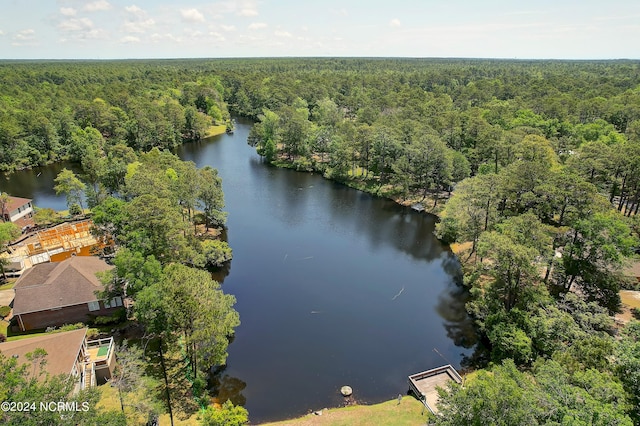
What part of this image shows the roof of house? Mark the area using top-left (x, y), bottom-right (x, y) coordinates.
top-left (2, 195), bottom-right (32, 214)
top-left (0, 328), bottom-right (87, 378)
top-left (13, 256), bottom-right (113, 315)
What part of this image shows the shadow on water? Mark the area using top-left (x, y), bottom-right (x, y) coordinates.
top-left (208, 365), bottom-right (247, 407)
top-left (208, 227), bottom-right (232, 283)
top-left (246, 159), bottom-right (446, 264)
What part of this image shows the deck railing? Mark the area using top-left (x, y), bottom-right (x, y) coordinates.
top-left (86, 336), bottom-right (114, 363)
top-left (409, 364), bottom-right (462, 384)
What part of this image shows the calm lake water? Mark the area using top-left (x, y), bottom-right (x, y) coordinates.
top-left (1, 118), bottom-right (477, 423)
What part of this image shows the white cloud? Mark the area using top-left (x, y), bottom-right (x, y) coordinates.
top-left (84, 0), bottom-right (112, 12)
top-left (151, 32), bottom-right (181, 42)
top-left (237, 33), bottom-right (262, 45)
top-left (14, 29), bottom-right (35, 40)
top-left (57, 17), bottom-right (94, 33)
top-left (331, 8), bottom-right (348, 17)
top-left (248, 22), bottom-right (267, 30)
top-left (209, 32), bottom-right (226, 41)
top-left (239, 7), bottom-right (258, 17)
top-left (120, 35), bottom-right (140, 43)
top-left (211, 0), bottom-right (259, 17)
top-left (275, 30), bottom-right (292, 38)
top-left (221, 25), bottom-right (236, 32)
top-left (0, 30), bottom-right (4, 36)
top-left (123, 19), bottom-right (155, 33)
top-left (56, 16), bottom-right (105, 41)
top-left (205, 0), bottom-right (259, 17)
top-left (12, 29), bottom-right (37, 46)
top-left (184, 28), bottom-right (202, 37)
top-left (122, 4), bottom-right (154, 33)
top-left (181, 8), bottom-right (205, 23)
top-left (390, 18), bottom-right (401, 28)
top-left (60, 7), bottom-right (77, 17)
top-left (125, 5), bottom-right (143, 15)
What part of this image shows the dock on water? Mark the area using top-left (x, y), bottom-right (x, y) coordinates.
top-left (408, 364), bottom-right (462, 414)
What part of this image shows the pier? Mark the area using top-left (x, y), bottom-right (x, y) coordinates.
top-left (408, 364), bottom-right (462, 414)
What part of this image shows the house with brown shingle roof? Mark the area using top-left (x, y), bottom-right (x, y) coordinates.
top-left (0, 328), bottom-right (116, 390)
top-left (1, 195), bottom-right (34, 230)
top-left (12, 256), bottom-right (122, 332)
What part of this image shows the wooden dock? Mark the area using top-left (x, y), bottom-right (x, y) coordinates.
top-left (408, 364), bottom-right (462, 414)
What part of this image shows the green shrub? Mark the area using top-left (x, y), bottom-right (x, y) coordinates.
top-left (59, 323), bottom-right (85, 332)
top-left (0, 305), bottom-right (11, 318)
top-left (200, 400), bottom-right (248, 426)
top-left (632, 307), bottom-right (640, 320)
top-left (69, 203), bottom-right (83, 216)
top-left (92, 308), bottom-right (126, 325)
top-left (435, 217), bottom-right (458, 245)
top-left (201, 239), bottom-right (233, 267)
top-left (292, 156), bottom-right (313, 171)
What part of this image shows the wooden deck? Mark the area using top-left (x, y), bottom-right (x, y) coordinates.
top-left (408, 364), bottom-right (462, 414)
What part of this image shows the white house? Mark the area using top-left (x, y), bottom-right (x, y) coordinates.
top-left (1, 195), bottom-right (34, 229)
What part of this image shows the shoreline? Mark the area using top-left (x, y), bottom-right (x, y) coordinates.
top-left (267, 158), bottom-right (446, 217)
top-left (257, 396), bottom-right (431, 426)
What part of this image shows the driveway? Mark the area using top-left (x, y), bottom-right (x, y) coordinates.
top-left (0, 289), bottom-right (15, 307)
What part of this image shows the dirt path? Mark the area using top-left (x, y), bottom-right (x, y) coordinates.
top-left (616, 290), bottom-right (640, 324)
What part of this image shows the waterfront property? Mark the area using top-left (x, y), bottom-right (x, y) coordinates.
top-left (0, 328), bottom-right (116, 390)
top-left (1, 195), bottom-right (34, 230)
top-left (12, 256), bottom-right (121, 331)
top-left (408, 364), bottom-right (463, 414)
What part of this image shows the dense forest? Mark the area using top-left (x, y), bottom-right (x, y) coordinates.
top-left (2, 58), bottom-right (640, 424)
top-left (0, 60), bottom-right (230, 172)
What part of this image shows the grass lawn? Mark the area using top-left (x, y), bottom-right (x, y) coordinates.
top-left (98, 384), bottom-right (201, 426)
top-left (205, 124), bottom-right (227, 138)
top-left (4, 323), bottom-right (103, 342)
top-left (55, 208), bottom-right (91, 218)
top-left (157, 413), bottom-right (201, 426)
top-left (6, 328), bottom-right (54, 342)
top-left (0, 280), bottom-right (15, 291)
top-left (259, 397), bottom-right (433, 426)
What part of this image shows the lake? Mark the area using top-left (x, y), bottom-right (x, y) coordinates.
top-left (1, 118), bottom-right (477, 423)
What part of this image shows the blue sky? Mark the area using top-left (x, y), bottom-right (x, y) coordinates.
top-left (0, 0), bottom-right (638, 59)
